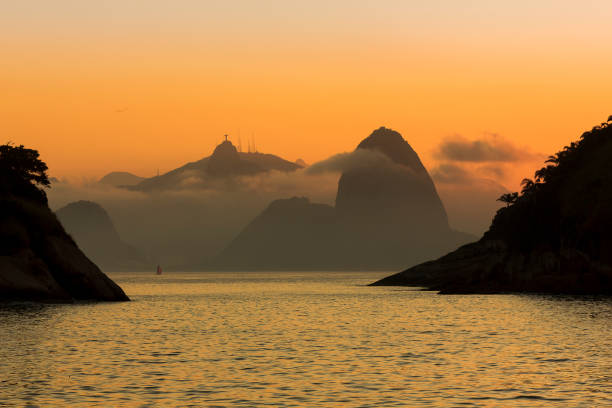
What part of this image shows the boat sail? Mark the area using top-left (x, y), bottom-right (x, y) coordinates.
top-left (156, 264), bottom-right (162, 275)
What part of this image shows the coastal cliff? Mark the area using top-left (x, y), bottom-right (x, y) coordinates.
top-left (371, 117), bottom-right (612, 294)
top-left (0, 144), bottom-right (129, 302)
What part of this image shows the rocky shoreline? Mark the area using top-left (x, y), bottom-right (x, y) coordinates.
top-left (370, 240), bottom-right (612, 294)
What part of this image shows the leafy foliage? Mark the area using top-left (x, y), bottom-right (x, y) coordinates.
top-left (497, 192), bottom-right (518, 206)
top-left (0, 143), bottom-right (50, 204)
top-left (488, 116), bottom-right (612, 257)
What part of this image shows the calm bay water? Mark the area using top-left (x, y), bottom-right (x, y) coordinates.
top-left (0, 271), bottom-right (610, 407)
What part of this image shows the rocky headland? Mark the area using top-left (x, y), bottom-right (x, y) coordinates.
top-left (0, 144), bottom-right (129, 302)
top-left (371, 117), bottom-right (612, 294)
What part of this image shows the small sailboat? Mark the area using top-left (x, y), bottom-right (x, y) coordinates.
top-left (156, 264), bottom-right (162, 275)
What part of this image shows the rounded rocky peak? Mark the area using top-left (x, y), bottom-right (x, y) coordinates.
top-left (99, 171), bottom-right (144, 187)
top-left (357, 126), bottom-right (424, 170)
top-left (56, 200), bottom-right (121, 240)
top-left (211, 140), bottom-right (239, 159)
top-left (55, 200), bottom-right (119, 239)
top-left (57, 200), bottom-right (109, 218)
top-left (358, 127), bottom-right (404, 147)
top-left (207, 140), bottom-right (243, 176)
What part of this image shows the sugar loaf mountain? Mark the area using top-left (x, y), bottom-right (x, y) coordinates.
top-left (0, 144), bottom-right (128, 302)
top-left (213, 127), bottom-right (473, 270)
top-left (372, 117), bottom-right (612, 294)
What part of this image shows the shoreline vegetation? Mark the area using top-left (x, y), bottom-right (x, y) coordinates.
top-left (371, 116), bottom-right (612, 294)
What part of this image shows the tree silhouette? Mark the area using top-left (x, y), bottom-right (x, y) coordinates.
top-left (497, 192), bottom-right (518, 207)
top-left (520, 178), bottom-right (536, 194)
top-left (487, 114), bottom-right (612, 251)
top-left (0, 143), bottom-right (50, 203)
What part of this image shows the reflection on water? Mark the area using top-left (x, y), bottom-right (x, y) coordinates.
top-left (1, 272), bottom-right (611, 407)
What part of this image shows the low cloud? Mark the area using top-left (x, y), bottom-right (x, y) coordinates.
top-left (431, 162), bottom-right (506, 185)
top-left (47, 159), bottom-right (348, 268)
top-left (430, 163), bottom-right (509, 236)
top-left (435, 133), bottom-right (539, 163)
top-left (476, 164), bottom-right (506, 179)
top-left (305, 149), bottom-right (402, 175)
top-left (431, 163), bottom-right (471, 184)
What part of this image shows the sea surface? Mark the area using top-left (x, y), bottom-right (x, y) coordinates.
top-left (0, 271), bottom-right (611, 407)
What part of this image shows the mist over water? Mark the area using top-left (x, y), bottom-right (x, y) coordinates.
top-left (47, 170), bottom-right (342, 266)
top-left (46, 141), bottom-right (508, 269)
top-left (1, 272), bottom-right (610, 407)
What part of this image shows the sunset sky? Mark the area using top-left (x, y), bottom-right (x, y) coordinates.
top-left (2, 1), bottom-right (611, 186)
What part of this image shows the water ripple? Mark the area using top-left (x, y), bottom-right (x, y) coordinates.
top-left (0, 271), bottom-right (611, 407)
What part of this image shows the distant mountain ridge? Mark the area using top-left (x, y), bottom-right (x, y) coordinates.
top-left (128, 139), bottom-right (302, 192)
top-left (213, 127), bottom-right (473, 270)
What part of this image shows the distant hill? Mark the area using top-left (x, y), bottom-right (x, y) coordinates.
top-left (214, 197), bottom-right (337, 269)
top-left (213, 127), bottom-right (473, 270)
top-left (371, 116), bottom-right (612, 294)
top-left (99, 172), bottom-right (145, 187)
top-left (129, 139), bottom-right (302, 192)
top-left (56, 201), bottom-right (149, 271)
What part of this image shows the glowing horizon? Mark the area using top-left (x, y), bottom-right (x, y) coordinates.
top-left (2, 1), bottom-right (611, 186)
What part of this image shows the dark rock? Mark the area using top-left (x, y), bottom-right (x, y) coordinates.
top-left (0, 197), bottom-right (129, 302)
top-left (371, 117), bottom-right (612, 294)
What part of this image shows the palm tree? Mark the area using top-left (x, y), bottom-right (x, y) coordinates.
top-left (521, 178), bottom-right (536, 194)
top-left (497, 192), bottom-right (519, 207)
top-left (545, 155), bottom-right (559, 164)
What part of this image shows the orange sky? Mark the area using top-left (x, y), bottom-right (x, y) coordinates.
top-left (2, 1), bottom-right (611, 187)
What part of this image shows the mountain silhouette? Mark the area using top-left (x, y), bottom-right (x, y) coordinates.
top-left (214, 197), bottom-right (337, 269)
top-left (56, 201), bottom-right (149, 271)
top-left (371, 117), bottom-right (612, 294)
top-left (336, 126), bottom-right (451, 235)
top-left (213, 127), bottom-right (473, 270)
top-left (130, 139), bottom-right (302, 192)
